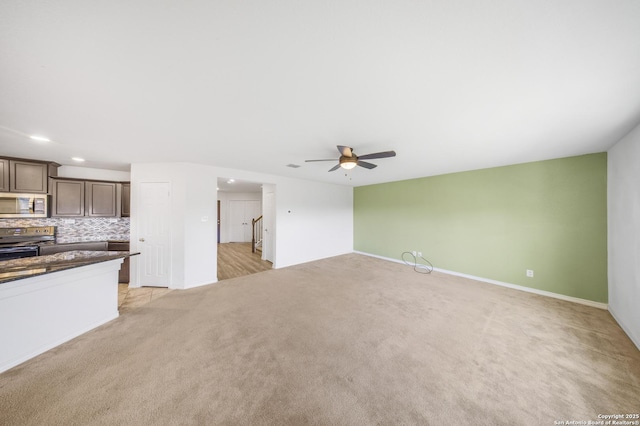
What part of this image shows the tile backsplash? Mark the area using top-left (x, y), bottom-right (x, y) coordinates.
top-left (0, 218), bottom-right (130, 243)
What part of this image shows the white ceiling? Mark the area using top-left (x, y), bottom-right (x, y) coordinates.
top-left (217, 177), bottom-right (262, 193)
top-left (1, 0), bottom-right (639, 187)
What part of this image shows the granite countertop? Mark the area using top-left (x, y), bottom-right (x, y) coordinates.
top-left (0, 251), bottom-right (139, 284)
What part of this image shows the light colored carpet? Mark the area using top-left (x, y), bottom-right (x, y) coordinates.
top-left (1, 253), bottom-right (638, 425)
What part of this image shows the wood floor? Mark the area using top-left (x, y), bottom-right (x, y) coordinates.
top-left (217, 242), bottom-right (272, 281)
top-left (116, 243), bottom-right (270, 309)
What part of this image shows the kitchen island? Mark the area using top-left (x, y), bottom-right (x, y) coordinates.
top-left (0, 251), bottom-right (137, 373)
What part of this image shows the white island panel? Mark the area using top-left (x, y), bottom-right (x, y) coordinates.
top-left (0, 259), bottom-right (122, 373)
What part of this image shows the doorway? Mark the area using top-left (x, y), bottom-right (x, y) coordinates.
top-left (217, 177), bottom-right (273, 281)
top-left (217, 242), bottom-right (272, 280)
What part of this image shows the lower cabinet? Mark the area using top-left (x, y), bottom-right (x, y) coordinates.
top-left (39, 240), bottom-right (128, 283)
top-left (108, 241), bottom-right (130, 283)
top-left (39, 241), bottom-right (108, 255)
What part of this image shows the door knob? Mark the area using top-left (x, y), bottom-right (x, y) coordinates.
top-left (139, 238), bottom-right (145, 242)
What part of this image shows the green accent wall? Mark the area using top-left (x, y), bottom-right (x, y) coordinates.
top-left (354, 154), bottom-right (608, 303)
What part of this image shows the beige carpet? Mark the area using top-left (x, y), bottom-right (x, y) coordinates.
top-left (1, 254), bottom-right (638, 425)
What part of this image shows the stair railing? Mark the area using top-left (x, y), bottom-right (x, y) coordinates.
top-left (252, 215), bottom-right (263, 253)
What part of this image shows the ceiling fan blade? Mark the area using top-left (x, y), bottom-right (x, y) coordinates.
top-left (328, 164), bottom-right (341, 172)
top-left (358, 150), bottom-right (396, 160)
top-left (305, 159), bottom-right (337, 162)
top-left (357, 161), bottom-right (377, 169)
top-left (337, 145), bottom-right (353, 157)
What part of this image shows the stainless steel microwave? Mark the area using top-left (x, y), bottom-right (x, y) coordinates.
top-left (0, 193), bottom-right (49, 218)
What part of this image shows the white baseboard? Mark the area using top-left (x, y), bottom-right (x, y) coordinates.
top-left (354, 251), bottom-right (608, 310)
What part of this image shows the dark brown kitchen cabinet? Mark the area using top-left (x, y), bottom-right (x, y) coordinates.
top-left (108, 241), bottom-right (130, 283)
top-left (0, 159), bottom-right (8, 192)
top-left (51, 179), bottom-right (85, 217)
top-left (0, 157), bottom-right (59, 193)
top-left (51, 178), bottom-right (122, 217)
top-left (10, 160), bottom-right (50, 193)
top-left (121, 183), bottom-right (130, 217)
top-left (86, 181), bottom-right (118, 217)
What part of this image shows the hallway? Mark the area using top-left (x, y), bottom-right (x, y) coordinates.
top-left (217, 242), bottom-right (272, 281)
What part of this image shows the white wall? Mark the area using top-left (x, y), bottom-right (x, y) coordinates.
top-left (217, 191), bottom-right (262, 243)
top-left (212, 167), bottom-right (353, 269)
top-left (608, 122), bottom-right (640, 350)
top-left (131, 162), bottom-right (353, 287)
top-left (130, 163), bottom-right (217, 290)
top-left (183, 165), bottom-right (218, 288)
top-left (274, 178), bottom-right (353, 268)
top-left (58, 165), bottom-right (131, 181)
top-left (262, 183), bottom-right (276, 263)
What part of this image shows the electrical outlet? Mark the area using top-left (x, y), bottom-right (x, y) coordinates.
top-left (412, 251), bottom-right (417, 256)
top-left (526, 270), bottom-right (534, 278)
top-left (417, 252), bottom-right (422, 258)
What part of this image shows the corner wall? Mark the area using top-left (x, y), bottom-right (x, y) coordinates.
top-left (211, 167), bottom-right (353, 269)
top-left (131, 163), bottom-right (353, 288)
top-left (130, 163), bottom-right (218, 290)
top-left (354, 154), bottom-right (608, 303)
top-left (608, 123), bottom-right (640, 349)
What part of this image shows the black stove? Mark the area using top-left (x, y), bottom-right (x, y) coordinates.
top-left (0, 227), bottom-right (56, 260)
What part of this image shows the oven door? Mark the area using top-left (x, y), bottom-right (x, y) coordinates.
top-left (0, 246), bottom-right (39, 260)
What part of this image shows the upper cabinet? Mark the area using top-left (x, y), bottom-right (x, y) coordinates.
top-left (0, 159), bottom-right (8, 192)
top-left (51, 179), bottom-right (85, 217)
top-left (1, 155), bottom-right (131, 218)
top-left (86, 181), bottom-right (119, 217)
top-left (51, 178), bottom-right (127, 218)
top-left (121, 183), bottom-right (130, 217)
top-left (0, 157), bottom-right (59, 194)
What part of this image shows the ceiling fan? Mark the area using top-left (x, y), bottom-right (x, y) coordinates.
top-left (305, 145), bottom-right (396, 172)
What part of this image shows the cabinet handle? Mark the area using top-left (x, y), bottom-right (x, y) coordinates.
top-left (139, 238), bottom-right (145, 242)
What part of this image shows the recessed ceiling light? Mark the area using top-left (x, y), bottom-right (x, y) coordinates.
top-left (71, 157), bottom-right (85, 162)
top-left (30, 135), bottom-right (51, 142)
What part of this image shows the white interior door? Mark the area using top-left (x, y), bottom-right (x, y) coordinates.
top-left (138, 182), bottom-right (171, 287)
top-left (262, 191), bottom-right (275, 263)
top-left (228, 200), bottom-right (261, 243)
top-left (229, 200), bottom-right (246, 242)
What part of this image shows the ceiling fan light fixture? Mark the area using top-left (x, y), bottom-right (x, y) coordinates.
top-left (341, 162), bottom-right (357, 170)
top-left (339, 156), bottom-right (358, 170)
top-left (306, 145), bottom-right (395, 172)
